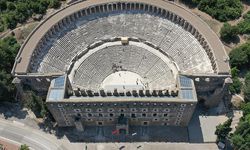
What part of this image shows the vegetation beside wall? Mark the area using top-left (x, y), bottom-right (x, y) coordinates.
top-left (22, 90), bottom-right (48, 118)
top-left (230, 102), bottom-right (250, 149)
top-left (225, 16), bottom-right (250, 149)
top-left (0, 35), bottom-right (47, 118)
top-left (215, 118), bottom-right (232, 141)
top-left (220, 10), bottom-right (250, 43)
top-left (0, 36), bottom-right (20, 102)
top-left (229, 42), bottom-right (250, 70)
top-left (191, 0), bottom-right (243, 21)
top-left (0, 0), bottom-right (62, 32)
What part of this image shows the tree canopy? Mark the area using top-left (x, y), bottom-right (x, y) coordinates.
top-left (229, 42), bottom-right (250, 69)
top-left (220, 10), bottom-right (250, 43)
top-left (20, 144), bottom-right (29, 150)
top-left (220, 23), bottom-right (238, 43)
top-left (230, 103), bottom-right (250, 149)
top-left (194, 0), bottom-right (243, 22)
top-left (215, 118), bottom-right (232, 141)
top-left (243, 72), bottom-right (250, 102)
top-left (237, 11), bottom-right (250, 34)
top-left (0, 0), bottom-right (62, 31)
top-left (0, 36), bottom-right (20, 102)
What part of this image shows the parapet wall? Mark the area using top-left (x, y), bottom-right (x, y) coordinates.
top-left (12, 0), bottom-right (230, 76)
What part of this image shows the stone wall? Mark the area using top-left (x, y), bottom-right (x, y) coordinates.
top-left (47, 100), bottom-right (196, 128)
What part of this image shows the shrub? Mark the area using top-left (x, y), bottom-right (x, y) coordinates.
top-left (215, 118), bottom-right (232, 141)
top-left (231, 67), bottom-right (240, 78)
top-left (23, 91), bottom-right (47, 118)
top-left (229, 42), bottom-right (250, 69)
top-left (229, 77), bottom-right (242, 94)
top-left (220, 23), bottom-right (238, 42)
top-left (196, 0), bottom-right (243, 21)
top-left (20, 144), bottom-right (29, 150)
top-left (237, 11), bottom-right (250, 34)
top-left (243, 72), bottom-right (250, 102)
top-left (0, 36), bottom-right (20, 102)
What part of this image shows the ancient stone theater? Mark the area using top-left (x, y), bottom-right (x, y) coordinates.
top-left (12, 0), bottom-right (231, 132)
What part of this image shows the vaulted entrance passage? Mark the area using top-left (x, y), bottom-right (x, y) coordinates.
top-left (116, 115), bottom-right (129, 135)
top-left (101, 71), bottom-right (144, 91)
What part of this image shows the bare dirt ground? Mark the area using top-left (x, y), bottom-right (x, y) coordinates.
top-left (0, 5), bottom-right (63, 42)
top-left (177, 1), bottom-right (250, 54)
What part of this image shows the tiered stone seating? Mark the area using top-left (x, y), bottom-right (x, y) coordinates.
top-left (73, 45), bottom-right (174, 90)
top-left (33, 11), bottom-right (213, 85)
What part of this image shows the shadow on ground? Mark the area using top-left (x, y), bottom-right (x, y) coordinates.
top-left (179, 0), bottom-right (197, 9)
top-left (188, 99), bottom-right (233, 143)
top-left (0, 102), bottom-right (28, 119)
top-left (38, 102), bottom-right (231, 143)
top-left (52, 125), bottom-right (189, 143)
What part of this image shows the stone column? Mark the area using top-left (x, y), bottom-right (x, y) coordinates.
top-left (162, 9), bottom-right (166, 16)
top-left (172, 14), bottom-right (176, 22)
top-left (194, 31), bottom-right (199, 38)
top-left (183, 22), bottom-right (188, 30)
top-left (187, 24), bottom-right (192, 32)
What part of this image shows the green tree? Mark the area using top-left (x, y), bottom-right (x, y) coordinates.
top-left (0, 0), bottom-right (7, 12)
top-left (192, 0), bottom-right (201, 4)
top-left (0, 70), bottom-right (15, 101)
top-left (0, 36), bottom-right (20, 71)
top-left (229, 44), bottom-right (249, 68)
top-left (23, 91), bottom-right (47, 118)
top-left (30, 1), bottom-right (47, 14)
top-left (48, 0), bottom-right (61, 9)
top-left (243, 72), bottom-right (250, 102)
top-left (220, 23), bottom-right (238, 42)
top-left (230, 117), bottom-right (250, 149)
top-left (2, 11), bottom-right (17, 29)
top-left (231, 67), bottom-right (240, 78)
top-left (20, 144), bottom-right (29, 150)
top-left (0, 0), bottom-right (63, 30)
top-left (7, 2), bottom-right (16, 11)
top-left (229, 77), bottom-right (242, 94)
top-left (215, 118), bottom-right (232, 141)
top-left (237, 11), bottom-right (250, 34)
top-left (230, 134), bottom-right (245, 149)
top-left (242, 103), bottom-right (250, 116)
top-left (0, 18), bottom-right (4, 32)
top-left (196, 0), bottom-right (243, 21)
top-left (0, 36), bottom-right (20, 102)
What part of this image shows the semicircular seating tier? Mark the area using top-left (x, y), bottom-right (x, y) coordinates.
top-left (32, 11), bottom-right (214, 76)
top-left (72, 45), bottom-right (176, 90)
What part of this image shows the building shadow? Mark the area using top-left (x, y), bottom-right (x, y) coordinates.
top-left (0, 102), bottom-right (28, 119)
top-left (178, 0), bottom-right (197, 9)
top-left (222, 35), bottom-right (240, 46)
top-left (188, 104), bottom-right (204, 143)
top-left (47, 125), bottom-right (189, 143)
top-left (38, 100), bottom-right (231, 143)
top-left (188, 98), bottom-right (232, 143)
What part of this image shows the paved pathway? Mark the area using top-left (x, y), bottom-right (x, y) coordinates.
top-left (0, 118), bottom-right (220, 150)
top-left (0, 119), bottom-right (66, 150)
top-left (84, 142), bottom-right (219, 150)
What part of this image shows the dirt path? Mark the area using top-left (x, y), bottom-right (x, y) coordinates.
top-left (0, 6), bottom-right (61, 41)
top-left (229, 2), bottom-right (250, 26)
top-left (176, 1), bottom-right (250, 54)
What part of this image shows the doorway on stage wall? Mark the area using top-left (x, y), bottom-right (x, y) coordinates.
top-left (116, 115), bottom-right (129, 135)
top-left (119, 129), bottom-right (127, 134)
